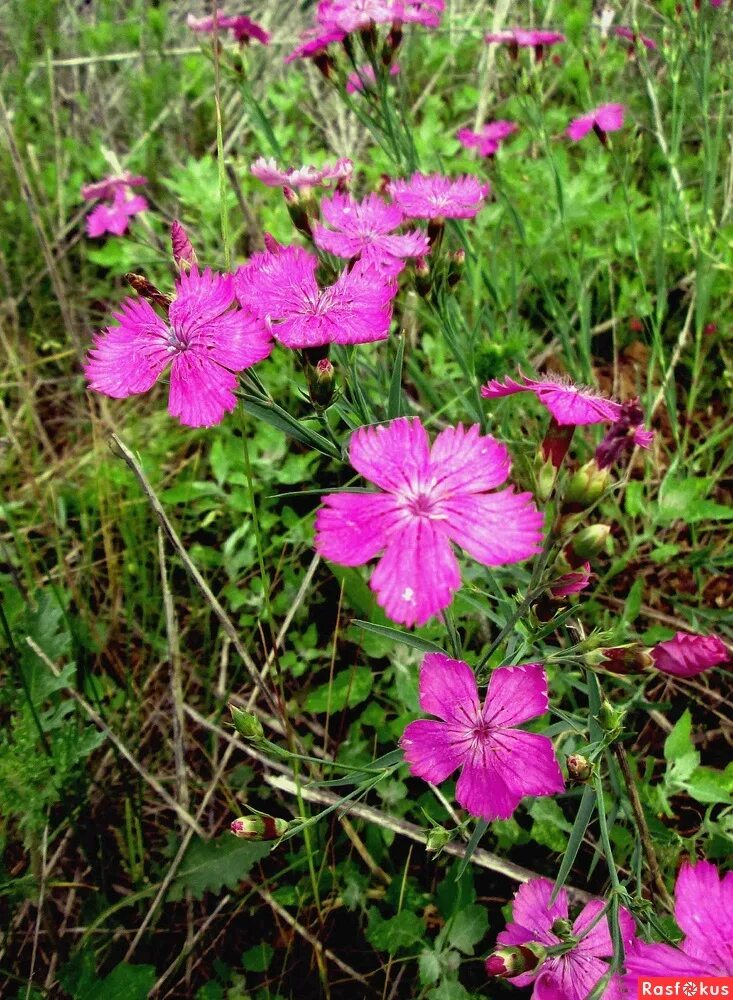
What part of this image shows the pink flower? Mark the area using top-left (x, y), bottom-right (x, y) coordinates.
top-left (284, 26), bottom-right (346, 64)
top-left (85, 188), bottom-right (148, 238)
top-left (650, 632), bottom-right (729, 678)
top-left (319, 0), bottom-right (444, 32)
top-left (387, 172), bottom-right (489, 220)
top-left (313, 192), bottom-right (429, 274)
top-left (81, 172), bottom-right (147, 202)
top-left (314, 417), bottom-right (543, 626)
top-left (566, 103), bottom-right (625, 142)
top-left (481, 371), bottom-right (623, 426)
top-left (489, 878), bottom-right (636, 998)
top-left (550, 563), bottom-right (591, 597)
top-left (234, 245), bottom-right (396, 349)
top-left (595, 398), bottom-right (653, 468)
top-left (484, 28), bottom-right (564, 60)
top-left (710, 0), bottom-right (724, 8)
top-left (457, 120), bottom-right (517, 157)
top-left (251, 156), bottom-right (352, 190)
top-left (611, 26), bottom-right (657, 51)
top-left (85, 268), bottom-right (272, 427)
top-left (625, 860), bottom-right (733, 984)
top-left (186, 10), bottom-right (269, 44)
top-left (346, 62), bottom-right (400, 93)
top-left (401, 656), bottom-right (563, 819)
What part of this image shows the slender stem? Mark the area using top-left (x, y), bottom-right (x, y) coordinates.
top-left (0, 599), bottom-right (52, 756)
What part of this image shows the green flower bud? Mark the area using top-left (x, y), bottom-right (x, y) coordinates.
top-left (306, 357), bottom-right (336, 408)
top-left (551, 917), bottom-right (573, 938)
top-left (230, 814), bottom-right (291, 841)
top-left (568, 524), bottom-right (611, 565)
top-left (485, 942), bottom-right (546, 978)
top-left (230, 705), bottom-right (264, 742)
top-left (566, 753), bottom-right (593, 783)
top-left (563, 460), bottom-right (612, 512)
top-left (598, 699), bottom-right (626, 736)
top-left (535, 453), bottom-right (558, 502)
top-left (425, 825), bottom-right (453, 856)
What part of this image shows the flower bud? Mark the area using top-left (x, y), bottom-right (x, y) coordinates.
top-left (592, 644), bottom-right (653, 675)
top-left (446, 248), bottom-right (465, 288)
top-left (566, 753), bottom-right (593, 783)
top-left (414, 256), bottom-right (432, 297)
top-left (230, 814), bottom-right (291, 840)
top-left (598, 699), bottom-right (625, 736)
top-left (549, 563), bottom-right (592, 598)
top-left (306, 357), bottom-right (336, 409)
top-left (230, 705), bottom-right (264, 742)
top-left (425, 824), bottom-right (453, 856)
top-left (535, 453), bottom-right (557, 502)
top-left (567, 524), bottom-right (611, 566)
top-left (551, 917), bottom-right (573, 938)
top-left (541, 418), bottom-right (575, 469)
top-left (171, 220), bottom-right (197, 272)
top-left (485, 943), bottom-right (546, 978)
top-left (563, 460), bottom-right (611, 512)
top-left (283, 187), bottom-right (313, 239)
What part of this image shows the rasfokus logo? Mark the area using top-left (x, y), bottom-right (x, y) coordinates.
top-left (637, 978), bottom-right (733, 998)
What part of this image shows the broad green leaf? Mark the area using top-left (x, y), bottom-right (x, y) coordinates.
top-left (664, 710), bottom-right (692, 761)
top-left (304, 666), bottom-right (373, 713)
top-left (447, 904), bottom-right (488, 955)
top-left (77, 963), bottom-right (156, 1000)
top-left (366, 908), bottom-right (425, 954)
top-left (241, 942), bottom-right (274, 972)
top-left (418, 949), bottom-right (441, 985)
top-left (529, 799), bottom-right (572, 853)
top-left (657, 477), bottom-right (733, 524)
top-left (168, 836), bottom-right (270, 901)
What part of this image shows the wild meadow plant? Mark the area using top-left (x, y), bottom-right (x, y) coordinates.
top-left (2, 1), bottom-right (732, 997)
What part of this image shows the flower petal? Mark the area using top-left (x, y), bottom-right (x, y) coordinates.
top-left (349, 417), bottom-right (431, 492)
top-left (483, 663), bottom-right (549, 727)
top-left (439, 490), bottom-right (544, 566)
top-left (168, 352), bottom-right (238, 427)
top-left (489, 729), bottom-right (565, 800)
top-left (624, 940), bottom-right (713, 979)
top-left (674, 860), bottom-right (733, 963)
top-left (169, 267), bottom-right (235, 332)
top-left (572, 900), bottom-right (635, 958)
top-left (429, 424), bottom-right (511, 494)
top-left (401, 719), bottom-right (465, 784)
top-left (455, 753), bottom-right (523, 821)
top-left (84, 297), bottom-right (171, 398)
top-left (314, 492), bottom-right (400, 566)
top-left (417, 652), bottom-right (480, 723)
top-left (498, 878), bottom-right (568, 946)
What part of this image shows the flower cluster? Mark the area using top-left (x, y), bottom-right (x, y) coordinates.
top-left (187, 10), bottom-right (269, 45)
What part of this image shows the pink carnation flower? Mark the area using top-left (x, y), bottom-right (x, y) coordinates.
top-left (625, 860), bottom-right (733, 983)
top-left (550, 563), bottom-right (592, 597)
top-left (85, 188), bottom-right (148, 238)
top-left (611, 26), bottom-right (657, 51)
top-left (345, 62), bottom-right (400, 93)
top-left (402, 656), bottom-right (562, 820)
top-left (81, 172), bottom-right (147, 202)
top-left (387, 172), bottom-right (489, 220)
top-left (186, 11), bottom-right (269, 44)
top-left (284, 26), bottom-right (346, 64)
top-left (566, 103), bottom-right (625, 142)
top-left (85, 268), bottom-right (272, 427)
top-left (595, 398), bottom-right (653, 468)
top-left (251, 156), bottom-right (352, 190)
top-left (319, 0), bottom-right (444, 32)
top-left (481, 371), bottom-right (623, 426)
top-left (485, 28), bottom-right (564, 47)
top-left (457, 121), bottom-right (517, 157)
top-left (314, 417), bottom-right (543, 626)
top-left (313, 192), bottom-right (429, 274)
top-left (234, 245), bottom-right (396, 349)
top-left (650, 631), bottom-right (729, 678)
top-left (488, 877), bottom-right (636, 998)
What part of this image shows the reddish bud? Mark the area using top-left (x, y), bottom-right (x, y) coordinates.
top-left (171, 220), bottom-right (197, 271)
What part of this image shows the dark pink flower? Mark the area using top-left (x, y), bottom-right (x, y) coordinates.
top-left (491, 878), bottom-right (636, 999)
top-left (650, 632), bottom-right (729, 678)
top-left (85, 268), bottom-right (272, 427)
top-left (625, 861), bottom-right (733, 984)
top-left (186, 10), bottom-right (269, 44)
top-left (234, 245), bottom-right (396, 349)
top-left (595, 398), bottom-right (653, 468)
top-left (456, 120), bottom-right (517, 157)
top-left (611, 26), bottom-right (657, 50)
top-left (710, 0), bottom-right (724, 8)
top-left (401, 656), bottom-right (563, 819)
top-left (481, 371), bottom-right (623, 426)
top-left (566, 103), bottom-right (625, 142)
top-left (313, 192), bottom-right (429, 273)
top-left (318, 0), bottom-right (444, 32)
top-left (485, 28), bottom-right (564, 47)
top-left (314, 417), bottom-right (543, 626)
top-left (387, 172), bottom-right (489, 220)
top-left (346, 62), bottom-right (400, 93)
top-left (85, 188), bottom-right (148, 238)
top-left (251, 156), bottom-right (352, 190)
top-left (284, 26), bottom-right (346, 64)
top-left (549, 563), bottom-right (592, 597)
top-left (81, 172), bottom-right (147, 202)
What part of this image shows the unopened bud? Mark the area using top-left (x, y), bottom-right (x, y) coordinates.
top-left (563, 460), bottom-right (611, 512)
top-left (446, 248), bottom-right (465, 288)
top-left (598, 699), bottom-right (625, 736)
top-left (541, 418), bottom-right (575, 469)
top-left (283, 187), bottom-right (313, 239)
top-left (307, 357), bottom-right (336, 408)
top-left (414, 256), bottom-right (432, 297)
top-left (591, 644), bottom-right (653, 675)
top-left (568, 524), bottom-right (611, 565)
top-left (566, 753), bottom-right (593, 783)
top-left (485, 943), bottom-right (546, 978)
top-left (230, 705), bottom-right (264, 742)
top-left (549, 563), bottom-right (592, 598)
top-left (551, 917), bottom-right (573, 938)
top-left (230, 814), bottom-right (290, 841)
top-left (425, 825), bottom-right (452, 856)
top-left (426, 217), bottom-right (445, 249)
top-left (535, 453), bottom-right (557, 502)
top-left (171, 220), bottom-right (197, 272)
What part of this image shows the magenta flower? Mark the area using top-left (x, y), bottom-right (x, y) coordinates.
top-left (85, 268), bottom-right (272, 427)
top-left (484, 28), bottom-right (564, 60)
top-left (595, 398), bottom-right (653, 468)
top-left (251, 156), bottom-right (352, 190)
top-left (313, 192), bottom-right (429, 274)
top-left (81, 172), bottom-right (147, 202)
top-left (314, 417), bottom-right (543, 626)
top-left (387, 172), bottom-right (489, 221)
top-left (284, 26), bottom-right (346, 65)
top-left (710, 0), bottom-right (724, 8)
top-left (456, 121), bottom-right (517, 157)
top-left (650, 631), bottom-right (729, 678)
top-left (186, 11), bottom-right (269, 44)
top-left (566, 103), bottom-right (625, 142)
top-left (234, 245), bottom-right (396, 349)
top-left (401, 656), bottom-right (563, 820)
top-left (550, 563), bottom-right (592, 598)
top-left (346, 62), bottom-right (400, 93)
top-left (625, 860), bottom-right (733, 984)
top-left (85, 187), bottom-right (148, 238)
top-left (611, 26), bottom-right (657, 51)
top-left (319, 0), bottom-right (444, 32)
top-left (481, 371), bottom-right (623, 426)
top-left (489, 878), bottom-right (636, 998)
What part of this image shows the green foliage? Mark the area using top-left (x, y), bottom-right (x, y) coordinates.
top-left (168, 836), bottom-right (271, 901)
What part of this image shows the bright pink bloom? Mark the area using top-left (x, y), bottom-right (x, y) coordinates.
top-left (187, 11), bottom-right (269, 44)
top-left (284, 26), bottom-right (346, 64)
top-left (710, 0), bottom-right (724, 7)
top-left (650, 632), bottom-right (729, 678)
top-left (318, 0), bottom-right (444, 32)
top-left (314, 417), bottom-right (543, 626)
top-left (611, 26), bottom-right (657, 50)
top-left (625, 861), bottom-right (733, 984)
top-left (457, 121), bottom-right (517, 157)
top-left (85, 268), bottom-right (272, 427)
top-left (346, 62), bottom-right (400, 93)
top-left (566, 103), bottom-right (625, 141)
top-left (81, 172), bottom-right (147, 202)
top-left (491, 878), bottom-right (636, 999)
top-left (234, 245), bottom-right (396, 349)
top-left (481, 371), bottom-right (623, 426)
top-left (387, 172), bottom-right (489, 220)
top-left (313, 192), bottom-right (429, 273)
top-left (85, 188), bottom-right (148, 238)
top-left (401, 656), bottom-right (563, 819)
top-left (484, 28), bottom-right (565, 54)
top-left (550, 563), bottom-right (592, 598)
top-left (251, 156), bottom-right (352, 190)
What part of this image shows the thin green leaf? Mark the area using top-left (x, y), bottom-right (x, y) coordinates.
top-left (352, 620), bottom-right (446, 655)
top-left (551, 786), bottom-right (596, 902)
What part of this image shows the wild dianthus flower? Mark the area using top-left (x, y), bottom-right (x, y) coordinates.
top-left (82, 173), bottom-right (148, 238)
top-left (484, 28), bottom-right (564, 60)
top-left (284, 26), bottom-right (346, 66)
top-left (456, 121), bottom-right (517, 157)
top-left (251, 156), bottom-right (352, 190)
top-left (319, 0), bottom-right (444, 32)
top-left (387, 173), bottom-right (489, 221)
top-left (401, 656), bottom-right (563, 820)
top-left (85, 268), bottom-right (272, 427)
top-left (186, 11), bottom-right (270, 44)
top-left (234, 244), bottom-right (396, 349)
top-left (345, 62), bottom-right (400, 93)
top-left (313, 192), bottom-right (429, 275)
top-left (314, 417), bottom-right (543, 626)
top-left (611, 25), bottom-right (657, 50)
top-left (481, 371), bottom-right (623, 425)
top-left (566, 103), bottom-right (625, 143)
top-left (487, 878), bottom-right (636, 998)
top-left (625, 860), bottom-right (733, 982)
top-left (595, 398), bottom-right (653, 468)
top-left (650, 631), bottom-right (729, 678)
top-left (81, 172), bottom-right (147, 202)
